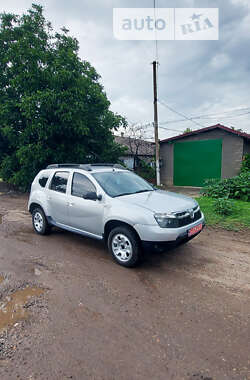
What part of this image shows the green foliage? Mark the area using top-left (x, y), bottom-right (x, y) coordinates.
top-left (213, 198), bottom-right (235, 216)
top-left (183, 128), bottom-right (192, 134)
top-left (0, 4), bottom-right (126, 190)
top-left (196, 197), bottom-right (250, 231)
top-left (201, 172), bottom-right (250, 202)
top-left (136, 160), bottom-right (155, 182)
top-left (240, 154), bottom-right (250, 173)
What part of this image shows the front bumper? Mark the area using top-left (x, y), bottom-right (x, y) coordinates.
top-left (142, 223), bottom-right (205, 252)
top-left (134, 213), bottom-right (205, 243)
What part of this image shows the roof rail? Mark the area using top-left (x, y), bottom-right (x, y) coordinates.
top-left (91, 163), bottom-right (125, 170)
top-left (79, 164), bottom-right (92, 171)
top-left (113, 164), bottom-right (126, 169)
top-left (46, 164), bottom-right (92, 171)
top-left (47, 164), bottom-right (80, 169)
top-left (46, 163), bottom-right (125, 171)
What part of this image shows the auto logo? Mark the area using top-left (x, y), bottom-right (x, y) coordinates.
top-left (189, 209), bottom-right (194, 219)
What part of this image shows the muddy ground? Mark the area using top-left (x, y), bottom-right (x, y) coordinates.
top-left (0, 193), bottom-right (249, 380)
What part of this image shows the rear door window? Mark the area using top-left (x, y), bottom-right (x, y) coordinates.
top-left (50, 172), bottom-right (69, 194)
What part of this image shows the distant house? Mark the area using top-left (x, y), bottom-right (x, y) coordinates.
top-left (160, 124), bottom-right (250, 187)
top-left (115, 134), bottom-right (155, 170)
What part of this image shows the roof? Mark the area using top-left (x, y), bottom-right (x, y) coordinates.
top-left (160, 124), bottom-right (250, 143)
top-left (115, 135), bottom-right (155, 156)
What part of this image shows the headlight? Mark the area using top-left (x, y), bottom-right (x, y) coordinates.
top-left (154, 213), bottom-right (179, 228)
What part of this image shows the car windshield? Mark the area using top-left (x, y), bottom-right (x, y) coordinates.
top-left (92, 171), bottom-right (154, 198)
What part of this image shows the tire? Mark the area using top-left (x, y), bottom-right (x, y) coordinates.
top-left (107, 226), bottom-right (141, 268)
top-left (32, 207), bottom-right (51, 235)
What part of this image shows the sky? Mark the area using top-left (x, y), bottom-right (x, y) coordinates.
top-left (1, 0), bottom-right (250, 140)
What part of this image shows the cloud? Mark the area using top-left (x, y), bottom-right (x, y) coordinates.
top-left (1, 0), bottom-right (250, 139)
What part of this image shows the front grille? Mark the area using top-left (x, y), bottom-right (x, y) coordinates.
top-left (161, 207), bottom-right (202, 229)
top-left (177, 210), bottom-right (202, 227)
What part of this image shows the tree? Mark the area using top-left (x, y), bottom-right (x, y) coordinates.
top-left (122, 123), bottom-right (153, 170)
top-left (0, 4), bottom-right (126, 189)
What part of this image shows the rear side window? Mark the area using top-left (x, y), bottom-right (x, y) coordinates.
top-left (39, 175), bottom-right (49, 188)
top-left (50, 172), bottom-right (69, 194)
top-left (71, 172), bottom-right (96, 198)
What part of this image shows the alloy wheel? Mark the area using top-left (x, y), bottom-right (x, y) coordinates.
top-left (111, 233), bottom-right (133, 262)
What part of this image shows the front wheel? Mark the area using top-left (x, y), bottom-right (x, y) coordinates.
top-left (107, 226), bottom-right (141, 268)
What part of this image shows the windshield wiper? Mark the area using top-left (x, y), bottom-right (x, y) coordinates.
top-left (113, 192), bottom-right (133, 198)
top-left (114, 189), bottom-right (154, 198)
top-left (134, 189), bottom-right (154, 194)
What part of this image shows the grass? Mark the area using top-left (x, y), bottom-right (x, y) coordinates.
top-left (196, 196), bottom-right (250, 231)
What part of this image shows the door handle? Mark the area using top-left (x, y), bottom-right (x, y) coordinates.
top-left (67, 202), bottom-right (75, 207)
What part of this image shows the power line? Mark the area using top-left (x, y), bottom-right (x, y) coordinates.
top-left (158, 126), bottom-right (185, 133)
top-left (192, 107), bottom-right (250, 119)
top-left (202, 110), bottom-right (250, 120)
top-left (159, 107), bottom-right (250, 125)
top-left (158, 99), bottom-right (206, 128)
top-left (127, 120), bottom-right (186, 133)
top-left (128, 107), bottom-right (250, 130)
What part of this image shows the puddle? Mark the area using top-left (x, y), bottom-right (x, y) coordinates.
top-left (0, 276), bottom-right (4, 285)
top-left (0, 287), bottom-right (44, 331)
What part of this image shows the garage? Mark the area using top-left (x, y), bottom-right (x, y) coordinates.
top-left (160, 124), bottom-right (250, 187)
top-left (173, 139), bottom-right (222, 187)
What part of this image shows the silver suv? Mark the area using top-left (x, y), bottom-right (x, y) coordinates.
top-left (28, 164), bottom-right (205, 267)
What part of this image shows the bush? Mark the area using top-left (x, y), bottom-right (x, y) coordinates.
top-left (202, 172), bottom-right (250, 202)
top-left (136, 160), bottom-right (155, 182)
top-left (241, 154), bottom-right (250, 173)
top-left (213, 198), bottom-right (235, 216)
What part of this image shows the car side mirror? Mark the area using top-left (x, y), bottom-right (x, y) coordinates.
top-left (84, 192), bottom-right (102, 201)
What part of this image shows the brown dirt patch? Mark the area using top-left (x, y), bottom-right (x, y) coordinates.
top-left (0, 287), bottom-right (44, 332)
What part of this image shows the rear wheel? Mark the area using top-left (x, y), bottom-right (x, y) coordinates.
top-left (32, 208), bottom-right (51, 235)
top-left (108, 226), bottom-right (141, 267)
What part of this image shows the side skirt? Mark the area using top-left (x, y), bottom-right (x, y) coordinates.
top-left (47, 217), bottom-right (103, 241)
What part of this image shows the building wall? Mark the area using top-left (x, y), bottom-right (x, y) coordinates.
top-left (120, 156), bottom-right (134, 170)
top-left (160, 142), bottom-right (174, 186)
top-left (120, 155), bottom-right (154, 170)
top-left (160, 129), bottom-right (244, 186)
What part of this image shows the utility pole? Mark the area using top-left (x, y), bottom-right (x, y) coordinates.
top-left (153, 60), bottom-right (160, 186)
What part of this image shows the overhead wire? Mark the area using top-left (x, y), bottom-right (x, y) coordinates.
top-left (158, 99), bottom-right (206, 128)
top-left (127, 120), bottom-right (186, 137)
top-left (159, 107), bottom-right (250, 125)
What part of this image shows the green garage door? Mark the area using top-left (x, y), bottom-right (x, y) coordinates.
top-left (174, 139), bottom-right (222, 187)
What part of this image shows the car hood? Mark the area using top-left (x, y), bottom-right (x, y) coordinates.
top-left (119, 190), bottom-right (197, 214)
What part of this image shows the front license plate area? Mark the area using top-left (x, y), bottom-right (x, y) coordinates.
top-left (188, 223), bottom-right (203, 237)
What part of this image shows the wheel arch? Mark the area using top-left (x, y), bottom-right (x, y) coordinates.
top-left (104, 220), bottom-right (141, 243)
top-left (29, 202), bottom-right (44, 214)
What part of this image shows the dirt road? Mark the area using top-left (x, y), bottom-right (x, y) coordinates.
top-left (0, 194), bottom-right (249, 380)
